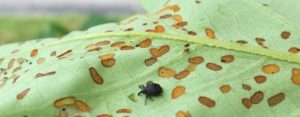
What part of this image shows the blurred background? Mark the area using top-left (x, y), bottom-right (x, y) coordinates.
top-left (0, 0), bottom-right (144, 45)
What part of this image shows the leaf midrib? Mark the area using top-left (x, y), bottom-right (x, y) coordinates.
top-left (5, 32), bottom-right (300, 64)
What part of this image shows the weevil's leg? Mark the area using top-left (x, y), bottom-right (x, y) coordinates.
top-left (144, 97), bottom-right (148, 105)
top-left (139, 85), bottom-right (145, 89)
top-left (138, 91), bottom-right (143, 96)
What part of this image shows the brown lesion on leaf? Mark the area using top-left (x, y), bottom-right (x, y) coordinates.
top-left (255, 37), bottom-right (267, 48)
top-left (137, 39), bottom-right (152, 48)
top-left (175, 70), bottom-right (190, 80)
top-left (204, 28), bottom-right (216, 39)
top-left (35, 71), bottom-right (56, 78)
top-left (250, 91), bottom-right (264, 104)
top-left (16, 88), bottom-right (30, 100)
top-left (221, 55), bottom-right (235, 63)
top-left (254, 75), bottom-right (267, 84)
top-left (281, 31), bottom-right (291, 40)
top-left (89, 67), bottom-right (104, 85)
top-left (31, 49), bottom-right (38, 57)
top-left (99, 53), bottom-right (116, 67)
top-left (288, 47), bottom-right (300, 54)
top-left (268, 92), bottom-right (285, 107)
top-left (262, 64), bottom-right (280, 74)
top-left (242, 84), bottom-right (252, 91)
top-left (241, 98), bottom-right (252, 109)
top-left (54, 96), bottom-right (90, 112)
top-left (116, 108), bottom-right (132, 113)
top-left (176, 111), bottom-right (192, 117)
top-left (120, 46), bottom-right (135, 50)
top-left (291, 68), bottom-right (300, 85)
top-left (57, 50), bottom-right (72, 60)
top-left (219, 85), bottom-right (231, 94)
top-left (236, 40), bottom-right (248, 44)
top-left (158, 67), bottom-right (176, 78)
top-left (198, 96), bottom-right (216, 108)
top-left (95, 40), bottom-right (110, 46)
top-left (172, 86), bottom-right (186, 99)
top-left (96, 114), bottom-right (113, 117)
top-left (111, 41), bottom-right (126, 47)
top-left (160, 14), bottom-right (173, 19)
top-left (206, 63), bottom-right (222, 71)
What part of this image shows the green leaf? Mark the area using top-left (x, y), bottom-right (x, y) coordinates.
top-left (0, 0), bottom-right (300, 117)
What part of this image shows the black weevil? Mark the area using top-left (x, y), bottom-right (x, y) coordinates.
top-left (138, 81), bottom-right (163, 105)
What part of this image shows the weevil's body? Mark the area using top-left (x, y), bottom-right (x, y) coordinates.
top-left (138, 81), bottom-right (163, 105)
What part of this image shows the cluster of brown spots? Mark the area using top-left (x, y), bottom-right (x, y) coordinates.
top-left (172, 86), bottom-right (186, 99)
top-left (89, 67), bottom-right (104, 85)
top-left (120, 46), bottom-right (135, 50)
top-left (97, 114), bottom-right (113, 117)
top-left (263, 64), bottom-right (280, 74)
top-left (158, 67), bottom-right (176, 78)
top-left (242, 84), bottom-right (252, 91)
top-left (57, 50), bottom-right (72, 60)
top-left (219, 85), bottom-right (231, 94)
top-left (111, 41), bottom-right (125, 47)
top-left (255, 38), bottom-right (267, 48)
top-left (16, 88), bottom-right (30, 100)
top-left (99, 53), bottom-right (116, 67)
top-left (268, 92), bottom-right (285, 107)
top-left (221, 55), bottom-right (234, 63)
top-left (54, 96), bottom-right (90, 112)
top-left (236, 40), bottom-right (248, 44)
top-left (241, 91), bottom-right (264, 109)
top-left (291, 68), bottom-right (300, 85)
top-left (289, 47), bottom-right (300, 54)
top-left (204, 28), bottom-right (216, 39)
top-left (116, 108), bottom-right (132, 113)
top-left (175, 70), bottom-right (190, 80)
top-left (35, 71), bottom-right (56, 78)
top-left (176, 111), bottom-right (191, 117)
top-left (31, 49), bottom-right (38, 57)
top-left (145, 45), bottom-right (169, 66)
top-left (158, 5), bottom-right (180, 14)
top-left (124, 28), bottom-right (134, 31)
top-left (160, 14), bottom-right (172, 19)
top-left (206, 63), bottom-right (222, 71)
top-left (281, 31), bottom-right (291, 39)
top-left (198, 96), bottom-right (216, 108)
top-left (254, 75), bottom-right (267, 84)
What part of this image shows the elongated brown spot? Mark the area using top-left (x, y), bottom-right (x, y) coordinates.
top-left (145, 57), bottom-right (157, 66)
top-left (268, 92), bottom-right (285, 107)
top-left (75, 100), bottom-right (90, 112)
top-left (116, 108), bottom-right (132, 113)
top-left (188, 31), bottom-right (197, 36)
top-left (138, 39), bottom-right (152, 48)
top-left (281, 31), bottom-right (291, 39)
top-left (198, 96), bottom-right (216, 108)
top-left (160, 14), bottom-right (172, 19)
top-left (158, 67), bottom-right (176, 78)
top-left (205, 28), bottom-right (216, 39)
top-left (57, 50), bottom-right (72, 59)
top-left (206, 63), bottom-right (222, 71)
top-left (35, 71), bottom-right (56, 78)
top-left (17, 88), bottom-right (30, 100)
top-left (54, 96), bottom-right (76, 108)
top-left (242, 98), bottom-right (252, 109)
top-left (263, 64), bottom-right (280, 74)
top-left (175, 70), bottom-right (190, 80)
top-left (254, 75), bottom-right (267, 84)
top-left (95, 40), bottom-right (110, 46)
top-left (250, 91), bottom-right (264, 104)
top-left (172, 86), bottom-right (186, 99)
top-left (111, 41), bottom-right (125, 47)
top-left (97, 114), bottom-right (113, 117)
top-left (221, 55), bottom-right (234, 63)
top-left (220, 85), bottom-right (231, 93)
top-left (121, 46), bottom-right (134, 50)
top-left (89, 67), bottom-right (104, 85)
top-left (51, 51), bottom-right (57, 56)
top-left (236, 40), bottom-right (248, 44)
top-left (7, 58), bottom-right (15, 70)
top-left (31, 49), bottom-right (38, 57)
top-left (289, 47), bottom-right (300, 54)
top-left (169, 5), bottom-right (180, 12)
top-left (159, 45), bottom-right (170, 55)
top-left (125, 28), bottom-right (134, 31)
top-left (188, 56), bottom-right (204, 64)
